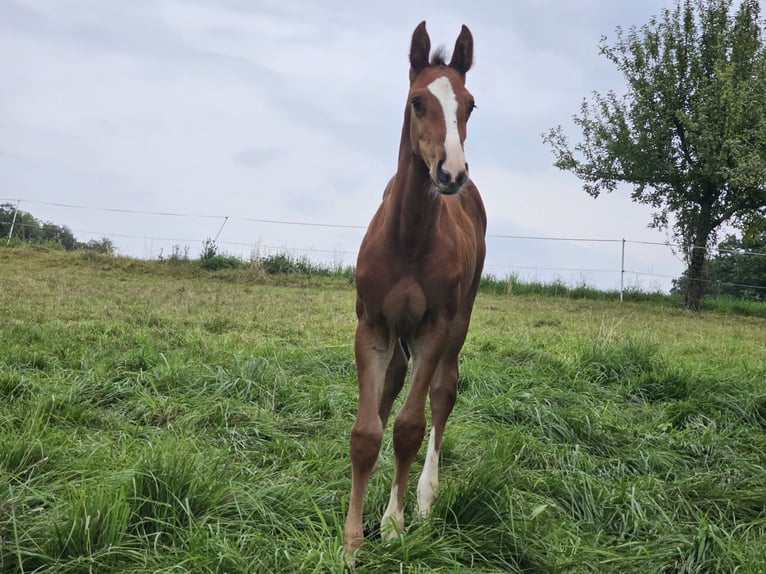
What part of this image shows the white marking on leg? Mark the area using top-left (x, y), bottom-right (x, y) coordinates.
top-left (381, 484), bottom-right (404, 541)
top-left (417, 427), bottom-right (439, 517)
top-left (427, 76), bottom-right (466, 179)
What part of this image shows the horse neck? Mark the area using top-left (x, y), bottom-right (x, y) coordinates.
top-left (386, 121), bottom-right (442, 251)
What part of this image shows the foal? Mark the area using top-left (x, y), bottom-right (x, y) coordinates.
top-left (344, 21), bottom-right (486, 557)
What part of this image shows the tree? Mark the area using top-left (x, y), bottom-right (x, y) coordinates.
top-left (674, 232), bottom-right (766, 300)
top-left (41, 221), bottom-right (77, 250)
top-left (1, 203), bottom-right (41, 243)
top-left (544, 0), bottom-right (766, 310)
top-left (84, 237), bottom-right (115, 254)
top-left (0, 202), bottom-right (100, 252)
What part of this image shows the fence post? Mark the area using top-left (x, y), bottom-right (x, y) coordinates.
top-left (6, 199), bottom-right (20, 245)
top-left (213, 215), bottom-right (229, 243)
top-left (620, 238), bottom-right (625, 302)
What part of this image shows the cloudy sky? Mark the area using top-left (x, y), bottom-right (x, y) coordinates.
top-left (1, 0), bottom-right (686, 291)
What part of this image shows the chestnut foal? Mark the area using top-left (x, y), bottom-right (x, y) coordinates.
top-left (344, 21), bottom-right (486, 559)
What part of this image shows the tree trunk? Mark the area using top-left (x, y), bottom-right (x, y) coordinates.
top-left (683, 242), bottom-right (708, 311)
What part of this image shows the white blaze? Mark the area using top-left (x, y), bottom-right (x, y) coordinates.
top-left (427, 76), bottom-right (466, 180)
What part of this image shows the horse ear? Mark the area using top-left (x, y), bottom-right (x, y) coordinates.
top-left (449, 25), bottom-right (473, 77)
top-left (409, 21), bottom-right (430, 82)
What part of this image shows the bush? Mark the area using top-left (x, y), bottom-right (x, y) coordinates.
top-left (257, 252), bottom-right (352, 278)
top-left (199, 254), bottom-right (243, 271)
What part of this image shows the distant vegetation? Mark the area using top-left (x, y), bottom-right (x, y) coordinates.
top-left (3, 203), bottom-right (765, 311)
top-left (673, 233), bottom-right (766, 302)
top-left (479, 274), bottom-right (766, 317)
top-left (0, 202), bottom-right (113, 253)
top-left (156, 237), bottom-right (356, 281)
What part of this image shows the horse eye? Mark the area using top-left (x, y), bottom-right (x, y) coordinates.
top-left (411, 97), bottom-right (425, 117)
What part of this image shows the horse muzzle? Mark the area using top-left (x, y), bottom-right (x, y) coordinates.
top-left (431, 159), bottom-right (468, 194)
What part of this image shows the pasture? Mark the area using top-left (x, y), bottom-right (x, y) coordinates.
top-left (1, 246), bottom-right (765, 573)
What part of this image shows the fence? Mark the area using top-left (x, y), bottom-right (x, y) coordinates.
top-left (3, 197), bottom-right (765, 298)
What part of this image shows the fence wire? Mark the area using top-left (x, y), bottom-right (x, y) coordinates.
top-left (3, 197), bottom-right (765, 294)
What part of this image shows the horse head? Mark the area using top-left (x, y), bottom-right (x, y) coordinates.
top-left (407, 22), bottom-right (475, 195)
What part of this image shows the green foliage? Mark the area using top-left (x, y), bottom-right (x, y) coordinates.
top-left (544, 0), bottom-right (766, 310)
top-left (705, 233), bottom-right (766, 300)
top-left (199, 253), bottom-right (245, 271)
top-left (200, 237), bottom-right (219, 260)
top-left (257, 251), bottom-right (354, 280)
top-left (161, 244), bottom-right (190, 263)
top-left (1, 202), bottom-right (77, 250)
top-left (673, 232), bottom-right (766, 301)
top-left (480, 273), bottom-right (674, 304)
top-left (83, 237), bottom-right (114, 254)
top-left (0, 202), bottom-right (114, 254)
top-left (260, 252), bottom-right (303, 274)
top-left (128, 445), bottom-right (230, 539)
top-left (197, 238), bottom-right (244, 270)
top-left (50, 484), bottom-right (132, 562)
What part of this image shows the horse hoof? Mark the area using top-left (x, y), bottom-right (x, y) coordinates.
top-left (380, 513), bottom-right (404, 542)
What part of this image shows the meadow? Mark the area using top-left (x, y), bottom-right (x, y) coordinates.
top-left (1, 245), bottom-right (765, 573)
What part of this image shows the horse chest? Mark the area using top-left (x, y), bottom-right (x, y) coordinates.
top-left (380, 277), bottom-right (427, 334)
top-left (358, 265), bottom-right (461, 335)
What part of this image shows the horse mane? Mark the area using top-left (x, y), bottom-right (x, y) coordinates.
top-left (430, 46), bottom-right (448, 66)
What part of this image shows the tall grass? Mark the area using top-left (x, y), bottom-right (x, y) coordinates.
top-left (1, 245), bottom-right (765, 572)
top-left (479, 273), bottom-right (674, 304)
top-left (11, 240), bottom-right (766, 313)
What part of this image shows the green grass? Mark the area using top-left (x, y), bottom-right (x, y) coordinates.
top-left (1, 245), bottom-right (766, 573)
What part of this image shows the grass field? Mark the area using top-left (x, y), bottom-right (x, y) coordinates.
top-left (1, 245), bottom-right (765, 573)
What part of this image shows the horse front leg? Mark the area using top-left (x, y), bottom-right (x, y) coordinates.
top-left (344, 322), bottom-right (394, 560)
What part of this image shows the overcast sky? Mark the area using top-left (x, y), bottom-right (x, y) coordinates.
top-left (1, 0), bottom-right (686, 291)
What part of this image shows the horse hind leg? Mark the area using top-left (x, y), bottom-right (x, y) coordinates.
top-left (381, 403), bottom-right (427, 540)
top-left (378, 338), bottom-right (408, 429)
top-left (381, 333), bottom-right (446, 541)
top-left (417, 356), bottom-right (458, 518)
